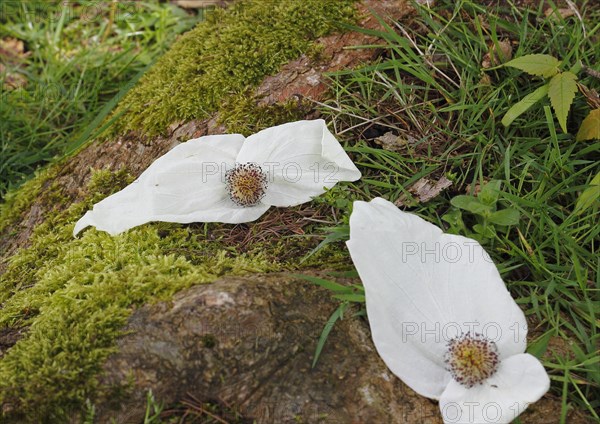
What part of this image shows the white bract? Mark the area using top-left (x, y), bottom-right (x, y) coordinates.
top-left (73, 120), bottom-right (361, 236)
top-left (346, 198), bottom-right (550, 424)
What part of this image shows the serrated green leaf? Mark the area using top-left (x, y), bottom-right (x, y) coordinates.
top-left (576, 109), bottom-right (600, 141)
top-left (574, 171), bottom-right (600, 214)
top-left (504, 54), bottom-right (560, 77)
top-left (450, 195), bottom-right (492, 215)
top-left (548, 71), bottom-right (578, 133)
top-left (488, 208), bottom-right (520, 226)
top-left (501, 84), bottom-right (549, 127)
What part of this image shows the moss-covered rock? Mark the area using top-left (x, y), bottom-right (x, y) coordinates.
top-left (0, 168), bottom-right (349, 422)
top-left (0, 0), bottom-right (359, 245)
top-left (0, 165), bottom-right (59, 235)
top-left (218, 92), bottom-right (313, 136)
top-left (110, 0), bottom-right (357, 136)
top-left (0, 0), bottom-right (368, 420)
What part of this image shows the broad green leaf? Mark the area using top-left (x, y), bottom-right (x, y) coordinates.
top-left (574, 171), bottom-right (600, 214)
top-left (504, 54), bottom-right (560, 77)
top-left (488, 208), bottom-right (520, 226)
top-left (501, 83), bottom-right (549, 127)
top-left (450, 195), bottom-right (492, 215)
top-left (442, 209), bottom-right (466, 234)
top-left (479, 180), bottom-right (502, 206)
top-left (548, 71), bottom-right (578, 133)
top-left (576, 109), bottom-right (600, 141)
top-left (473, 224), bottom-right (497, 238)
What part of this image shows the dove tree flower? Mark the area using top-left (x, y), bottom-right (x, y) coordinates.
top-left (74, 120), bottom-right (361, 236)
top-left (346, 198), bottom-right (549, 424)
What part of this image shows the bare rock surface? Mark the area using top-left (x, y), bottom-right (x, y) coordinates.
top-left (95, 273), bottom-right (442, 423)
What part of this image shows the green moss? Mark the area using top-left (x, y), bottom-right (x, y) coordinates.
top-left (0, 169), bottom-right (350, 422)
top-left (110, 0), bottom-right (357, 136)
top-left (0, 168), bottom-right (134, 307)
top-left (218, 93), bottom-right (312, 136)
top-left (0, 165), bottom-right (59, 235)
top-left (86, 167), bottom-right (135, 198)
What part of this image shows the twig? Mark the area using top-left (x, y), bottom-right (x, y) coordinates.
top-left (101, 0), bottom-right (118, 43)
top-left (180, 394), bottom-right (231, 424)
top-left (565, 0), bottom-right (586, 38)
top-left (583, 65), bottom-right (600, 81)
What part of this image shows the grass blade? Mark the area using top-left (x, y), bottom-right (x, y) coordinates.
top-left (291, 274), bottom-right (349, 293)
top-left (501, 83), bottom-right (549, 127)
top-left (312, 302), bottom-right (348, 368)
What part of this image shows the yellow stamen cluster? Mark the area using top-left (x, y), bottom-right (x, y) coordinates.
top-left (445, 332), bottom-right (499, 387)
top-left (225, 163), bottom-right (268, 207)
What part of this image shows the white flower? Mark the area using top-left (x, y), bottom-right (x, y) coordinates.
top-left (73, 120), bottom-right (361, 236)
top-left (346, 197), bottom-right (550, 424)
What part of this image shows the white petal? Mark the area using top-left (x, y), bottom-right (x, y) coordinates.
top-left (346, 198), bottom-right (451, 399)
top-left (236, 119), bottom-right (361, 207)
top-left (346, 198), bottom-right (527, 399)
top-left (439, 353), bottom-right (550, 424)
top-left (148, 134), bottom-right (243, 216)
top-left (73, 181), bottom-right (153, 236)
top-left (73, 134), bottom-right (265, 236)
top-left (431, 231), bottom-right (527, 359)
top-left (152, 200), bottom-right (270, 226)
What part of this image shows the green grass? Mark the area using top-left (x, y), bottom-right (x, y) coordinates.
top-left (0, 0), bottom-right (202, 199)
top-left (312, 0), bottom-right (599, 420)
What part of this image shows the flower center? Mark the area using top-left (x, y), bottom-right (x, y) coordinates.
top-left (445, 332), bottom-right (499, 388)
top-left (225, 163), bottom-right (268, 207)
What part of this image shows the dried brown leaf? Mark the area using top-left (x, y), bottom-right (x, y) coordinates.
top-left (578, 84), bottom-right (600, 109)
top-left (0, 37), bottom-right (28, 62)
top-left (4, 74), bottom-right (27, 90)
top-left (374, 132), bottom-right (417, 152)
top-left (544, 7), bottom-right (575, 20)
top-left (482, 40), bottom-right (513, 69)
top-left (395, 176), bottom-right (452, 206)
